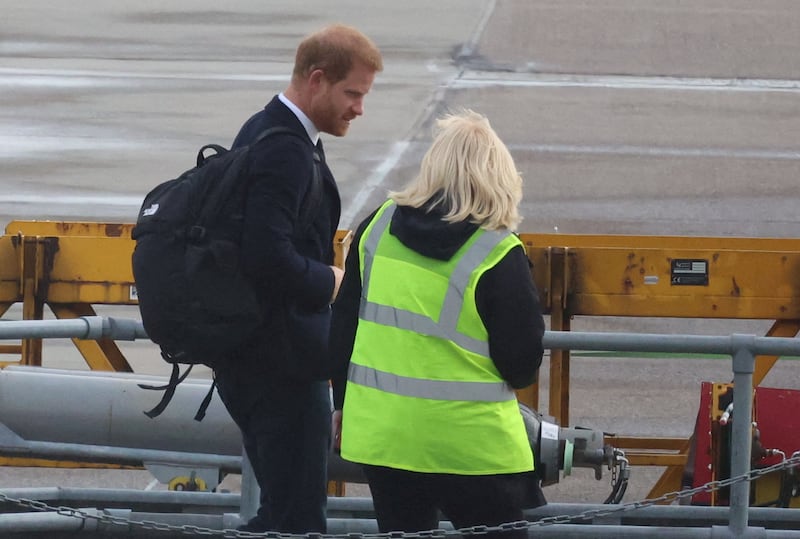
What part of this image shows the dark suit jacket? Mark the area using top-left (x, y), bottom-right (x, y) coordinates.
top-left (226, 95), bottom-right (341, 381)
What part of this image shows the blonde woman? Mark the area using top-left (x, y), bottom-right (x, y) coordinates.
top-left (330, 109), bottom-right (546, 538)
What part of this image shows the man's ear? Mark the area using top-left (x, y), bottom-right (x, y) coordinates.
top-left (308, 68), bottom-right (326, 91)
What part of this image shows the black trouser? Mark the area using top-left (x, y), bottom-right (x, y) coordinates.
top-left (216, 375), bottom-right (331, 533)
top-left (362, 465), bottom-right (540, 539)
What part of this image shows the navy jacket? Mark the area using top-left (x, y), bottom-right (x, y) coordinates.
top-left (228, 96), bottom-right (341, 380)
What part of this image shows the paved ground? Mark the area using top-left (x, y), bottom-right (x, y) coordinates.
top-left (2, 0), bottom-right (800, 508)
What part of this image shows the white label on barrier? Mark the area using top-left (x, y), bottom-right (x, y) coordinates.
top-left (130, 285), bottom-right (138, 301)
top-left (541, 421), bottom-right (559, 440)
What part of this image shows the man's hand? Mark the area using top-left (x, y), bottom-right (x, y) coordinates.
top-left (331, 409), bottom-right (343, 453)
top-left (330, 265), bottom-right (344, 303)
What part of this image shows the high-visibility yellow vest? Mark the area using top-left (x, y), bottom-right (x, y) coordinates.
top-left (341, 201), bottom-right (534, 475)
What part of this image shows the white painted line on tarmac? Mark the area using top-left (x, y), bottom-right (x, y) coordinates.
top-left (507, 143), bottom-right (800, 160)
top-left (339, 140), bottom-right (410, 228)
top-left (340, 0), bottom-right (499, 229)
top-left (0, 67), bottom-right (290, 84)
top-left (456, 0), bottom-right (497, 59)
top-left (0, 134), bottom-right (146, 157)
top-left (0, 194), bottom-right (143, 206)
top-left (453, 72), bottom-right (800, 93)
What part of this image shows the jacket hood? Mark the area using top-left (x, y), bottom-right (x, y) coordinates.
top-left (389, 202), bottom-right (479, 261)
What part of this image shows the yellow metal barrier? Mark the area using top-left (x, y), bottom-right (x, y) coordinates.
top-left (2, 221), bottom-right (800, 499)
top-left (0, 221), bottom-right (137, 370)
top-left (521, 232), bottom-right (800, 500)
top-left (0, 221), bottom-right (355, 370)
top-left (523, 234), bottom-right (800, 420)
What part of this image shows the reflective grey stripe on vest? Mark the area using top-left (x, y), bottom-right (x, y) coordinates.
top-left (360, 202), bottom-right (511, 357)
top-left (348, 362), bottom-right (515, 402)
top-left (361, 202), bottom-right (396, 297)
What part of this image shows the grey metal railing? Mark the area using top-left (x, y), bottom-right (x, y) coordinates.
top-left (1, 316), bottom-right (799, 537)
top-left (0, 316), bottom-right (147, 341)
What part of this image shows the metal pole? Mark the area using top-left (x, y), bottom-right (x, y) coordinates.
top-left (0, 316), bottom-right (147, 341)
top-left (728, 334), bottom-right (756, 537)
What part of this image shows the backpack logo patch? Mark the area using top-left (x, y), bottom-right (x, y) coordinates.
top-left (142, 203), bottom-right (159, 217)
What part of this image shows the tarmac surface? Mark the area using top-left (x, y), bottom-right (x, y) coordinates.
top-left (2, 0), bottom-right (800, 507)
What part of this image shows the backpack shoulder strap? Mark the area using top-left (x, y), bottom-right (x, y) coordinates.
top-left (252, 126), bottom-right (296, 144)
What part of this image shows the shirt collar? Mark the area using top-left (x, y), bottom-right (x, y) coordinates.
top-left (278, 92), bottom-right (320, 145)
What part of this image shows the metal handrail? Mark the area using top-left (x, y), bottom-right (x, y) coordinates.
top-left (1, 317), bottom-right (799, 537)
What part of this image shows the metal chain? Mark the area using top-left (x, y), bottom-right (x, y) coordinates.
top-left (528, 454), bottom-right (800, 529)
top-left (2, 454), bottom-right (799, 538)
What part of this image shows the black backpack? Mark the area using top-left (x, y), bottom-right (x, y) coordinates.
top-left (131, 127), bottom-right (322, 420)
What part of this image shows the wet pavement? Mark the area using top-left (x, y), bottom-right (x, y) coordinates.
top-left (2, 0), bottom-right (800, 505)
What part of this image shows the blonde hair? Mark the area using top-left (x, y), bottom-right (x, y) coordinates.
top-left (390, 109), bottom-right (523, 231)
top-left (293, 24), bottom-right (383, 83)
